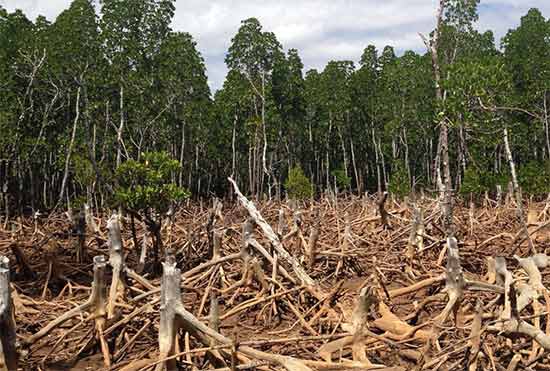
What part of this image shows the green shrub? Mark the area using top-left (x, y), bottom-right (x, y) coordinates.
top-left (114, 151), bottom-right (189, 213)
top-left (330, 168), bottom-right (351, 190)
top-left (460, 166), bottom-right (513, 196)
top-left (519, 161), bottom-right (550, 195)
top-left (460, 167), bottom-right (484, 195)
top-left (284, 165), bottom-right (313, 199)
top-left (114, 151), bottom-right (189, 268)
top-left (388, 161), bottom-right (410, 197)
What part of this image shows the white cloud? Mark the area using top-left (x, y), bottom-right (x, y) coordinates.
top-left (2, 0), bottom-right (549, 90)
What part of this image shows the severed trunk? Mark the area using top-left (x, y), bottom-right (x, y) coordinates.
top-left (107, 213), bottom-right (125, 319)
top-left (0, 256), bottom-right (17, 371)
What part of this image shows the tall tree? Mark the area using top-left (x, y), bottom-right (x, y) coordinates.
top-left (503, 9), bottom-right (550, 159)
top-left (225, 18), bottom-right (283, 196)
top-left (421, 0), bottom-right (480, 236)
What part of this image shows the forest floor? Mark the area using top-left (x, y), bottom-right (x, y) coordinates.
top-left (2, 194), bottom-right (550, 370)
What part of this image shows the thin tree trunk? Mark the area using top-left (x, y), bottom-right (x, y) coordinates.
top-left (231, 113), bottom-right (237, 179)
top-left (373, 128), bottom-right (381, 194)
top-left (58, 87), bottom-right (81, 204)
top-left (179, 120), bottom-right (186, 187)
top-left (504, 127), bottom-right (535, 254)
top-left (261, 70), bottom-right (268, 196)
top-left (116, 84), bottom-right (124, 168)
top-left (0, 256), bottom-right (17, 371)
top-left (379, 138), bottom-right (387, 190)
top-left (544, 91), bottom-right (550, 162)
top-left (350, 138), bottom-right (360, 193)
top-left (421, 0), bottom-right (453, 237)
top-left (337, 127), bottom-right (348, 179)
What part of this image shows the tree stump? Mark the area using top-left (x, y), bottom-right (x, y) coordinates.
top-left (0, 256), bottom-right (17, 371)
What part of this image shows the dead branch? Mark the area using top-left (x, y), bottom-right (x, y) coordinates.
top-left (155, 254), bottom-right (314, 371)
top-left (228, 177), bottom-right (315, 287)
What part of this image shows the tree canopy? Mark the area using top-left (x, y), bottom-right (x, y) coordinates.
top-left (0, 2), bottom-right (549, 213)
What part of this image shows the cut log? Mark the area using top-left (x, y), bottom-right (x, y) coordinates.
top-left (0, 256), bottom-right (17, 371)
top-left (207, 198), bottom-right (224, 259)
top-left (435, 237), bottom-right (465, 324)
top-left (107, 213), bottom-right (126, 319)
top-left (378, 191), bottom-right (389, 228)
top-left (306, 216), bottom-right (320, 270)
top-left (84, 203), bottom-right (103, 249)
top-left (9, 241), bottom-right (35, 279)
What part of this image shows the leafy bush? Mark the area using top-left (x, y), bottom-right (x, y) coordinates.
top-left (114, 151), bottom-right (189, 214)
top-left (519, 161), bottom-right (550, 195)
top-left (460, 165), bottom-right (514, 196)
top-left (388, 161), bottom-right (410, 197)
top-left (331, 168), bottom-right (351, 190)
top-left (460, 167), bottom-right (484, 195)
top-left (114, 152), bottom-right (189, 269)
top-left (72, 152), bottom-right (95, 189)
top-left (284, 165), bottom-right (313, 199)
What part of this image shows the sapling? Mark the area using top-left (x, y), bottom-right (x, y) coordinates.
top-left (114, 152), bottom-right (189, 271)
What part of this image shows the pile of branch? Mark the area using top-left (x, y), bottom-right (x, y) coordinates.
top-left (1, 187), bottom-right (550, 370)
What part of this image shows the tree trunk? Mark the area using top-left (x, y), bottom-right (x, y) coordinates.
top-left (0, 256), bottom-right (17, 371)
top-left (116, 84), bottom-right (125, 168)
top-left (503, 127), bottom-right (535, 254)
top-left (544, 91), bottom-right (550, 163)
top-left (261, 70), bottom-right (268, 196)
top-left (231, 113), bottom-right (237, 179)
top-left (178, 120), bottom-right (186, 187)
top-left (107, 213), bottom-right (125, 319)
top-left (422, 0), bottom-right (453, 237)
top-left (58, 87), bottom-right (81, 204)
top-left (350, 138), bottom-right (361, 193)
top-left (373, 128), bottom-right (381, 194)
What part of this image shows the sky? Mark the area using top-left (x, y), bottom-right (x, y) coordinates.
top-left (2, 0), bottom-right (549, 92)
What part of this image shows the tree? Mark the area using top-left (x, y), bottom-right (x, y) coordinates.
top-left (48, 0), bottom-right (103, 203)
top-left (114, 152), bottom-right (188, 268)
top-left (225, 18), bottom-right (283, 196)
top-left (284, 165), bottom-right (313, 200)
top-left (100, 0), bottom-right (176, 167)
top-left (271, 49), bottom-right (306, 162)
top-left (421, 0), bottom-right (481, 237)
top-left (156, 31), bottom-right (211, 191)
top-left (503, 9), bottom-right (550, 159)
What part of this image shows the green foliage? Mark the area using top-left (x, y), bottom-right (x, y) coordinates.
top-left (284, 166), bottom-right (313, 200)
top-left (331, 168), bottom-right (351, 189)
top-left (519, 162), bottom-right (550, 195)
top-left (2, 2), bottom-right (550, 211)
top-left (460, 167), bottom-right (484, 195)
top-left (114, 152), bottom-right (189, 213)
top-left (388, 161), bottom-right (410, 197)
top-left (461, 166), bottom-right (511, 195)
top-left (72, 152), bottom-right (95, 189)
top-left (225, 18), bottom-right (282, 80)
top-left (70, 195), bottom-right (88, 210)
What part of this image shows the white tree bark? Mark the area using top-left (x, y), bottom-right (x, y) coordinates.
top-left (0, 256), bottom-right (17, 371)
top-left (58, 86), bottom-right (81, 203)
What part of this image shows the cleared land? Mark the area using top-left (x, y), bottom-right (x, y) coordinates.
top-left (2, 193), bottom-right (550, 370)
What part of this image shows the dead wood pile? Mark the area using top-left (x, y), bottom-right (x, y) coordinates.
top-left (1, 189), bottom-right (550, 370)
